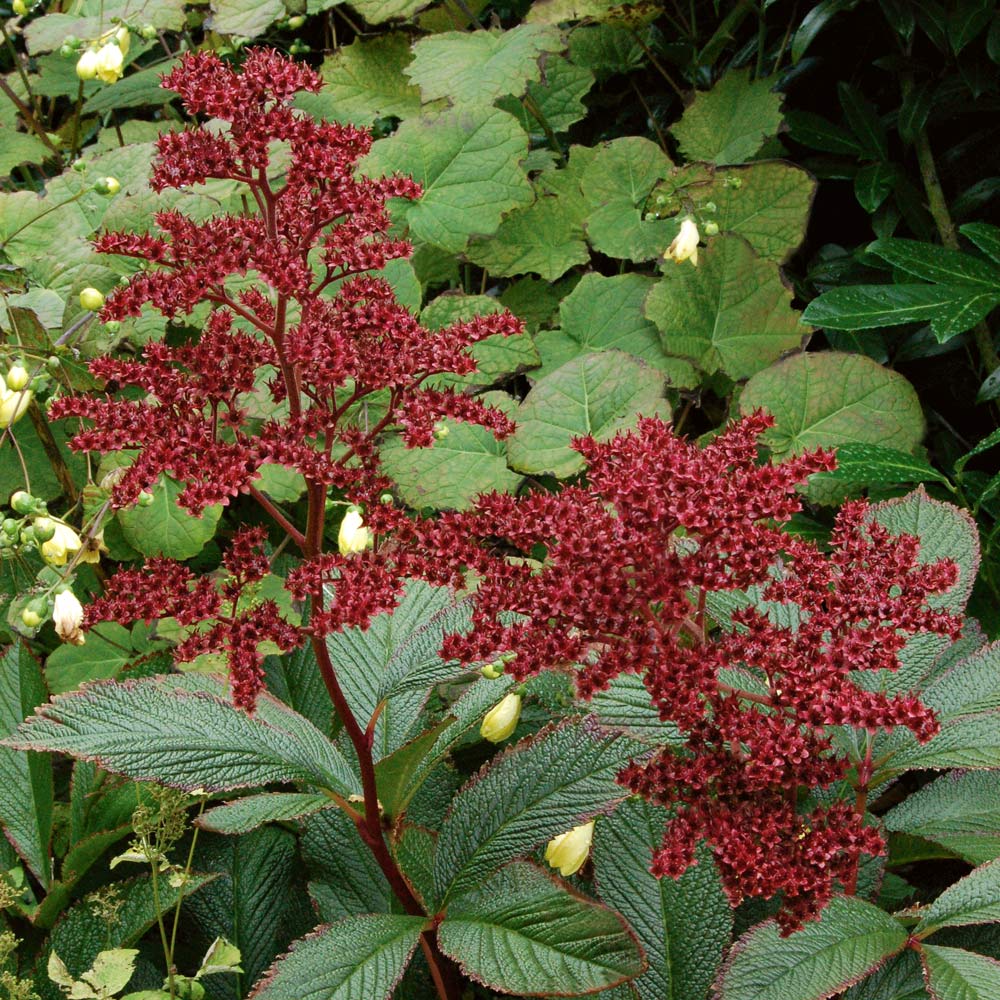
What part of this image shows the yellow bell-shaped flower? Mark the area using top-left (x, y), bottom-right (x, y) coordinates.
top-left (545, 820), bottom-right (595, 877)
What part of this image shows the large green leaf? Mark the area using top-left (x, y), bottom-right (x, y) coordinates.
top-left (867, 238), bottom-right (1000, 287)
top-left (645, 235), bottom-right (806, 378)
top-left (593, 799), bottom-right (731, 1000)
top-left (207, 0), bottom-right (283, 37)
top-left (324, 580), bottom-right (474, 760)
top-left (117, 475), bottom-right (222, 559)
top-left (921, 945), bottom-right (1000, 1000)
top-left (362, 107), bottom-right (534, 253)
top-left (294, 35), bottom-right (422, 126)
top-left (842, 952), bottom-right (926, 1000)
top-left (801, 283), bottom-right (1000, 343)
top-left (5, 676), bottom-right (359, 795)
top-left (915, 860), bottom-right (1000, 935)
top-left (186, 827), bottom-right (304, 994)
top-left (433, 719), bottom-right (639, 903)
top-left (465, 190), bottom-right (591, 281)
top-left (580, 137), bottom-right (676, 261)
top-left (537, 272), bottom-right (698, 383)
top-left (670, 69), bottom-right (784, 164)
top-left (496, 54), bottom-right (595, 133)
top-left (347, 0), bottom-right (427, 23)
top-left (506, 351), bottom-right (667, 478)
top-left (406, 24), bottom-right (562, 105)
top-left (439, 862), bottom-right (644, 995)
top-left (381, 421), bottom-right (525, 510)
top-left (739, 352), bottom-right (924, 460)
top-left (589, 673), bottom-right (683, 745)
top-left (250, 914), bottom-right (425, 1000)
top-left (716, 896), bottom-right (908, 1000)
top-left (198, 792), bottom-right (333, 836)
top-left (0, 642), bottom-right (53, 887)
top-left (884, 771), bottom-right (1000, 865)
top-left (301, 802), bottom-right (392, 922)
top-left (679, 162), bottom-right (816, 263)
top-left (808, 443), bottom-right (949, 489)
top-left (870, 489), bottom-right (980, 613)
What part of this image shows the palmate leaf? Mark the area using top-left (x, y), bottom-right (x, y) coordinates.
top-left (3, 675), bottom-right (359, 796)
top-left (645, 235), bottom-right (807, 379)
top-left (362, 107), bottom-right (534, 254)
top-left (250, 914), bottom-right (426, 1000)
top-left (433, 719), bottom-right (640, 904)
top-left (439, 862), bottom-right (644, 995)
top-left (506, 350), bottom-right (667, 478)
top-left (716, 896), bottom-right (908, 1000)
top-left (406, 24), bottom-right (562, 106)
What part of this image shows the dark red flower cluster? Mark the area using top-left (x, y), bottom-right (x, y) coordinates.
top-left (399, 413), bottom-right (962, 930)
top-left (52, 49), bottom-right (521, 516)
top-left (85, 528), bottom-right (298, 711)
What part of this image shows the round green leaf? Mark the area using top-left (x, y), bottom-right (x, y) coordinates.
top-left (507, 351), bottom-right (667, 478)
top-left (739, 352), bottom-right (924, 459)
top-left (117, 475), bottom-right (222, 559)
top-left (362, 108), bottom-right (534, 254)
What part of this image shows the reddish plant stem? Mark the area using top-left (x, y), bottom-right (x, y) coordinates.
top-left (247, 486), bottom-right (306, 549)
top-left (843, 734), bottom-right (876, 896)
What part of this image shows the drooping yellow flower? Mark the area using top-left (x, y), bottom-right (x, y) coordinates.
top-left (0, 386), bottom-right (32, 428)
top-left (664, 217), bottom-right (700, 267)
top-left (545, 820), bottom-right (595, 876)
top-left (93, 43), bottom-right (125, 84)
top-left (480, 692), bottom-right (521, 743)
top-left (338, 507), bottom-right (371, 556)
top-left (53, 590), bottom-right (86, 645)
top-left (40, 522), bottom-right (83, 567)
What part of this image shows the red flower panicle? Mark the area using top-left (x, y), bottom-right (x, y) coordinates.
top-left (53, 49), bottom-right (524, 708)
top-left (403, 413), bottom-right (962, 931)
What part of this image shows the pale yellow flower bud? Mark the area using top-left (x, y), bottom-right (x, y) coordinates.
top-left (0, 386), bottom-right (32, 428)
top-left (338, 507), bottom-right (371, 556)
top-left (76, 48), bottom-right (99, 80)
top-left (53, 590), bottom-right (86, 645)
top-left (664, 217), bottom-right (700, 267)
top-left (480, 692), bottom-right (521, 743)
top-left (5, 363), bottom-right (29, 391)
top-left (94, 43), bottom-right (124, 84)
top-left (544, 820), bottom-right (595, 876)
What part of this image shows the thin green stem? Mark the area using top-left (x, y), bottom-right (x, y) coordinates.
top-left (149, 857), bottom-right (175, 1000)
top-left (166, 798), bottom-right (208, 987)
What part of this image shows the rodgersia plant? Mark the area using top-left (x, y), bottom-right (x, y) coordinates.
top-left (3, 46), bottom-right (974, 1000)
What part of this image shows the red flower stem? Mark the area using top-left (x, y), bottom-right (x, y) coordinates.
top-left (310, 633), bottom-right (461, 999)
top-left (247, 486), bottom-right (306, 549)
top-left (716, 682), bottom-right (773, 707)
top-left (844, 734), bottom-right (876, 896)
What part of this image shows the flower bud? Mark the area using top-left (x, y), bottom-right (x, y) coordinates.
top-left (136, 490), bottom-right (154, 507)
top-left (338, 507), bottom-right (371, 556)
top-left (94, 42), bottom-right (125, 84)
top-left (2, 518), bottom-right (19, 538)
top-left (115, 26), bottom-right (131, 56)
top-left (432, 421), bottom-right (449, 440)
top-left (703, 221), bottom-right (720, 237)
top-left (21, 602), bottom-right (45, 629)
top-left (544, 820), bottom-right (595, 877)
top-left (0, 386), bottom-right (32, 428)
top-left (481, 660), bottom-right (505, 679)
top-left (71, 158), bottom-right (87, 172)
top-left (139, 24), bottom-right (158, 40)
top-left (32, 516), bottom-right (56, 543)
top-left (5, 363), bottom-right (29, 391)
top-left (40, 521), bottom-right (82, 567)
top-left (12, 0), bottom-right (28, 15)
top-left (287, 15), bottom-right (306, 28)
top-left (93, 176), bottom-right (120, 195)
top-left (664, 218), bottom-right (700, 267)
top-left (10, 492), bottom-right (34, 515)
top-left (53, 590), bottom-right (86, 645)
top-left (104, 320), bottom-right (121, 334)
top-left (79, 287), bottom-right (105, 311)
top-left (76, 48), bottom-right (99, 80)
top-left (480, 692), bottom-right (521, 743)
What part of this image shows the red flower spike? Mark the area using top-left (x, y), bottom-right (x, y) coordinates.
top-left (401, 415), bottom-right (962, 931)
